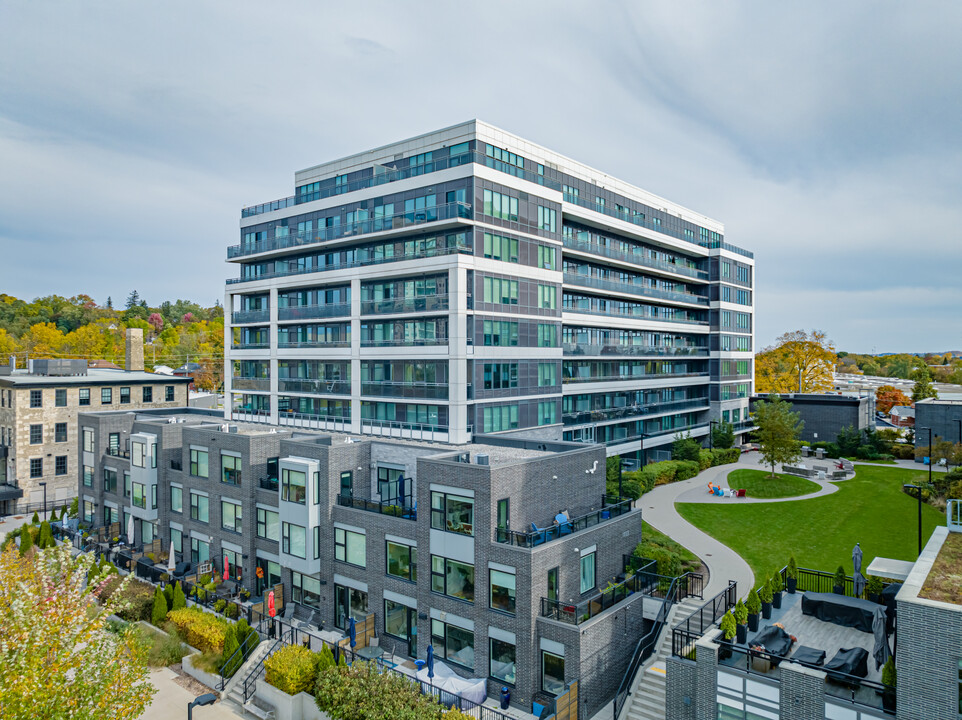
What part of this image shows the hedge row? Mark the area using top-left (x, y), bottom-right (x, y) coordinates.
top-left (612, 448), bottom-right (741, 500)
top-left (167, 607), bottom-right (230, 653)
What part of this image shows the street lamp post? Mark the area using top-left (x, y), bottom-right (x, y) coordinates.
top-left (39, 481), bottom-right (47, 521)
top-left (187, 693), bottom-right (217, 720)
top-left (903, 484), bottom-right (923, 556)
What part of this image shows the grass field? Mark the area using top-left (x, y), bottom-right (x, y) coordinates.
top-left (726, 469), bottom-right (821, 498)
top-left (677, 465), bottom-right (944, 583)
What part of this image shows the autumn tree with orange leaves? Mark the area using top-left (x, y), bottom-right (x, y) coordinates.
top-left (875, 385), bottom-right (912, 414)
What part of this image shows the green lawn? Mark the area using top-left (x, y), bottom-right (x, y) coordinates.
top-left (677, 465), bottom-right (943, 583)
top-left (640, 521), bottom-right (701, 574)
top-left (726, 469), bottom-right (821, 499)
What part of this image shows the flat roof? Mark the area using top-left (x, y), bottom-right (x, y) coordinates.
top-left (866, 557), bottom-right (915, 582)
top-left (0, 368), bottom-right (191, 387)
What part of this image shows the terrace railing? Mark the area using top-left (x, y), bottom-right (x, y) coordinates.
top-left (541, 571), bottom-right (664, 625)
top-left (671, 580), bottom-right (738, 658)
top-left (336, 493), bottom-right (417, 521)
top-left (495, 497), bottom-right (634, 548)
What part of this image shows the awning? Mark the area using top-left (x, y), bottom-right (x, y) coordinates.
top-left (866, 557), bottom-right (915, 582)
top-left (0, 484), bottom-right (24, 501)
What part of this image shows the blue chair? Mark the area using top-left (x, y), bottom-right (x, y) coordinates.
top-left (530, 523), bottom-right (547, 547)
top-left (415, 659), bottom-right (426, 671)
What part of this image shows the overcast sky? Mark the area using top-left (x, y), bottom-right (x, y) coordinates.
top-left (1, 2), bottom-right (959, 353)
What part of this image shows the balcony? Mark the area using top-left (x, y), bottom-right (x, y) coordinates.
top-left (562, 343), bottom-right (708, 358)
top-left (563, 398), bottom-right (711, 427)
top-left (564, 273), bottom-right (709, 306)
top-left (277, 339), bottom-right (351, 349)
top-left (359, 418), bottom-right (453, 442)
top-left (360, 381), bottom-right (449, 400)
top-left (562, 237), bottom-right (708, 280)
top-left (336, 493), bottom-right (416, 521)
top-left (562, 371), bottom-right (709, 384)
top-left (232, 341), bottom-right (269, 350)
top-left (231, 309), bottom-right (269, 324)
top-left (278, 303), bottom-right (351, 321)
top-left (278, 379), bottom-right (351, 395)
top-left (230, 201), bottom-right (472, 258)
top-left (563, 305), bottom-right (708, 326)
top-left (360, 294), bottom-right (449, 316)
top-left (541, 569), bottom-right (676, 625)
top-left (361, 337), bottom-right (448, 348)
top-left (106, 447), bottom-right (130, 459)
top-left (495, 497), bottom-right (633, 548)
top-left (231, 377), bottom-right (270, 392)
top-left (259, 477), bottom-right (279, 492)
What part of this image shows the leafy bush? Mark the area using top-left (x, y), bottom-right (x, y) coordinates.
top-left (264, 644), bottom-right (319, 696)
top-left (834, 565), bottom-right (847, 588)
top-left (697, 450), bottom-right (713, 471)
top-left (633, 523), bottom-right (700, 577)
top-left (720, 611), bottom-right (736, 640)
top-left (167, 607), bottom-right (230, 653)
top-left (890, 444), bottom-right (914, 460)
top-left (733, 599), bottom-right (747, 624)
top-left (855, 445), bottom-right (879, 460)
top-left (746, 589), bottom-right (761, 615)
top-left (866, 575), bottom-right (884, 596)
top-left (31, 511), bottom-right (39, 524)
top-left (881, 656), bottom-right (896, 687)
top-left (97, 577), bottom-right (155, 622)
top-left (672, 434), bottom-right (702, 462)
top-left (225, 603), bottom-right (239, 619)
top-left (317, 644), bottom-right (336, 673)
top-left (315, 660), bottom-right (447, 720)
top-left (758, 580), bottom-right (773, 603)
top-left (214, 599), bottom-right (227, 613)
top-left (709, 448), bottom-right (741, 466)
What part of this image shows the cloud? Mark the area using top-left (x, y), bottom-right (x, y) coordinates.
top-left (0, 1), bottom-right (959, 352)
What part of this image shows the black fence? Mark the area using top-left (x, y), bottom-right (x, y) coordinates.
top-left (541, 570), bottom-right (674, 625)
top-left (336, 493), bottom-right (417, 521)
top-left (0, 499), bottom-right (74, 520)
top-left (671, 580), bottom-right (738, 658)
top-left (777, 565), bottom-right (904, 599)
top-left (495, 496), bottom-right (633, 547)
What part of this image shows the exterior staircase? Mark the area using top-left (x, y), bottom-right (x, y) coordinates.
top-left (224, 635), bottom-right (287, 717)
top-left (621, 596), bottom-right (703, 720)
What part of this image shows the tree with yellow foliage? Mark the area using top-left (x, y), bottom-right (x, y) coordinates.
top-left (755, 330), bottom-right (836, 394)
top-left (0, 545), bottom-right (155, 719)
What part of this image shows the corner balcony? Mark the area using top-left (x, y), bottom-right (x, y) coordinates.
top-left (562, 343), bottom-right (708, 358)
top-left (229, 201), bottom-right (472, 259)
top-left (360, 381), bottom-right (450, 400)
top-left (360, 294), bottom-right (449, 316)
top-left (495, 497), bottom-right (633, 548)
top-left (231, 309), bottom-right (270, 324)
top-left (336, 493), bottom-right (417, 521)
top-left (231, 377), bottom-right (271, 392)
top-left (278, 303), bottom-right (351, 321)
top-left (562, 237), bottom-right (709, 280)
top-left (278, 378), bottom-right (351, 395)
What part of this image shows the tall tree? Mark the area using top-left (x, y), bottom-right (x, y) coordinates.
top-left (124, 290), bottom-right (140, 309)
top-left (711, 420), bottom-right (736, 449)
top-left (105, 296), bottom-right (113, 310)
top-left (875, 385), bottom-right (912, 414)
top-left (755, 330), bottom-right (836, 394)
top-left (0, 545), bottom-right (155, 718)
top-left (753, 395), bottom-right (803, 477)
top-left (911, 367), bottom-right (938, 402)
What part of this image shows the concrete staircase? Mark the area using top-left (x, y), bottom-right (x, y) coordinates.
top-left (621, 596), bottom-right (704, 720)
top-left (224, 637), bottom-right (281, 715)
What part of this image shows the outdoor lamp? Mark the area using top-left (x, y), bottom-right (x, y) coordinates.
top-left (187, 693), bottom-right (217, 720)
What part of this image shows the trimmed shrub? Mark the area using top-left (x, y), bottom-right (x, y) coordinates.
top-left (646, 546), bottom-right (682, 578)
top-left (31, 511), bottom-right (39, 524)
top-left (116, 579), bottom-right (156, 622)
top-left (152, 587), bottom-right (169, 626)
top-left (720, 611), bottom-right (736, 640)
top-left (264, 644), bottom-right (319, 696)
top-left (746, 589), bottom-right (761, 615)
top-left (733, 599), bottom-right (747, 625)
top-left (697, 450), bottom-right (713, 471)
top-left (167, 607), bottom-right (230, 653)
top-left (19, 524), bottom-right (34, 556)
top-left (709, 448), bottom-right (741, 466)
top-left (171, 582), bottom-right (187, 611)
top-left (213, 599), bottom-right (227, 614)
top-left (672, 435), bottom-right (702, 462)
top-left (225, 603), bottom-right (239, 619)
top-left (163, 583), bottom-right (174, 611)
top-left (315, 660), bottom-right (445, 719)
top-left (317, 644), bottom-right (336, 673)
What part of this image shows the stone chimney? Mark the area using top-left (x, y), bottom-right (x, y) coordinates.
top-left (125, 329), bottom-right (145, 372)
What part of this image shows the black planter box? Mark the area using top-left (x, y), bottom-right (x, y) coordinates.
top-left (747, 613), bottom-right (759, 632)
top-left (787, 577), bottom-right (797, 594)
top-left (761, 601), bottom-right (772, 619)
top-left (833, 584), bottom-right (845, 596)
top-left (772, 592), bottom-right (782, 609)
top-left (736, 624), bottom-right (747, 644)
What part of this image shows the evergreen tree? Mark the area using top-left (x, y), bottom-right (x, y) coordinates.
top-left (911, 368), bottom-right (938, 402)
top-left (105, 296), bottom-right (113, 310)
top-left (163, 583), bottom-right (175, 611)
top-left (754, 394), bottom-right (803, 478)
top-left (19, 525), bottom-right (33, 556)
top-left (151, 587), bottom-right (168, 626)
top-left (37, 521), bottom-right (54, 549)
top-left (124, 290), bottom-right (140, 309)
top-left (672, 433), bottom-right (702, 461)
top-left (31, 511), bottom-right (39, 524)
top-left (171, 582), bottom-right (187, 611)
top-left (836, 425), bottom-right (861, 457)
top-left (711, 421), bottom-right (736, 449)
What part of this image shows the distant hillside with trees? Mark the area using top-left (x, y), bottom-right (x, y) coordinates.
top-left (0, 292), bottom-right (224, 391)
top-left (837, 350), bottom-right (962, 385)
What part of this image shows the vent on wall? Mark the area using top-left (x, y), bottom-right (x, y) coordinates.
top-left (475, 454), bottom-right (489, 466)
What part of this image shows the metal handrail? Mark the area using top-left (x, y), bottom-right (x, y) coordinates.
top-left (218, 624), bottom-right (262, 689)
top-left (496, 496), bottom-right (634, 548)
top-left (671, 580), bottom-right (738, 658)
top-left (242, 629), bottom-right (292, 703)
top-left (336, 493), bottom-right (417, 521)
top-left (563, 273), bottom-right (709, 306)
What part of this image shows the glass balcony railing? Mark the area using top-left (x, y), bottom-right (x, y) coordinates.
top-left (562, 371), bottom-right (709, 384)
top-left (277, 339), bottom-right (351, 349)
top-left (495, 497), bottom-right (633, 548)
top-left (336, 493), bottom-right (416, 521)
top-left (230, 201), bottom-right (471, 258)
top-left (563, 273), bottom-right (709, 306)
top-left (360, 294), bottom-right (448, 316)
top-left (231, 377), bottom-right (271, 392)
top-left (360, 337), bottom-right (448, 348)
top-left (231, 309), bottom-right (270, 324)
top-left (562, 237), bottom-right (708, 280)
top-left (277, 303), bottom-right (351, 321)
top-left (562, 343), bottom-right (708, 357)
top-left (278, 379), bottom-right (351, 395)
top-left (232, 342), bottom-right (269, 350)
top-left (562, 398), bottom-right (711, 426)
top-left (360, 381), bottom-right (450, 400)
top-left (563, 305), bottom-right (708, 326)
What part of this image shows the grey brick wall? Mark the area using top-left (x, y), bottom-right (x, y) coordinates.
top-left (896, 597), bottom-right (962, 720)
top-left (750, 393), bottom-right (874, 444)
top-left (693, 637), bottom-right (718, 720)
top-left (666, 656), bottom-right (697, 720)
top-left (779, 663), bottom-right (825, 720)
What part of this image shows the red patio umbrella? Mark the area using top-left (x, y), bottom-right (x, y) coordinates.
top-left (268, 590), bottom-right (275, 617)
top-left (223, 554), bottom-right (229, 581)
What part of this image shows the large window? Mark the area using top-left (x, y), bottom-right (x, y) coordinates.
top-left (482, 233), bottom-right (518, 263)
top-left (54, 422), bottom-right (67, 443)
top-left (538, 323), bottom-right (557, 347)
top-left (101, 388), bottom-right (112, 405)
top-left (483, 277), bottom-right (518, 305)
top-left (79, 388), bottom-right (90, 406)
top-left (143, 386), bottom-right (153, 402)
top-left (132, 483), bottom-right (146, 509)
top-left (103, 468), bottom-right (117, 493)
top-left (377, 467), bottom-right (404, 503)
top-left (334, 585), bottom-right (368, 630)
top-left (190, 537), bottom-right (210, 565)
top-left (538, 401), bottom-right (557, 426)
top-left (292, 572), bottom-right (321, 609)
top-left (132, 441), bottom-right (146, 468)
top-left (538, 245), bottom-right (556, 270)
top-left (542, 651), bottom-right (565, 695)
top-left (430, 492), bottom-right (474, 536)
top-left (221, 500), bottom-right (242, 533)
top-left (170, 486), bottom-right (183, 513)
top-left (55, 456), bottom-right (67, 476)
top-left (281, 468), bottom-right (306, 504)
top-left (189, 448), bottom-right (209, 478)
top-left (490, 569), bottom-right (516, 615)
top-left (482, 405), bottom-right (519, 433)
top-left (165, 386), bottom-right (175, 402)
top-left (30, 390), bottom-right (42, 408)
top-left (222, 454), bottom-right (242, 485)
top-left (55, 389), bottom-right (67, 407)
top-left (83, 500), bottom-right (95, 523)
top-left (432, 619), bottom-right (474, 670)
top-left (256, 508), bottom-right (279, 541)
top-left (538, 363), bottom-right (557, 387)
top-left (580, 552), bottom-right (596, 594)
top-left (170, 526), bottom-right (182, 554)
top-left (386, 541), bottom-right (417, 582)
top-left (537, 206), bottom-right (556, 233)
top-left (190, 492), bottom-right (209, 523)
top-left (490, 638), bottom-right (516, 684)
top-left (120, 387), bottom-right (130, 404)
top-left (282, 522), bottom-right (306, 558)
top-left (483, 189), bottom-right (518, 222)
top-left (334, 528), bottom-right (366, 567)
top-left (483, 363), bottom-right (517, 390)
top-left (83, 465), bottom-right (93, 487)
top-left (82, 427), bottom-right (94, 452)
top-left (29, 424), bottom-right (42, 444)
top-left (537, 284), bottom-right (556, 309)
top-left (481, 320), bottom-right (518, 347)
top-left (384, 600), bottom-right (414, 642)
top-left (431, 556), bottom-right (475, 603)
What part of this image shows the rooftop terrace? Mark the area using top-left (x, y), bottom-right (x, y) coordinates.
top-left (919, 528), bottom-right (962, 605)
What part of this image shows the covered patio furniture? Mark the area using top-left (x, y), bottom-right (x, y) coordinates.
top-left (416, 660), bottom-right (487, 705)
top-left (750, 625), bottom-right (794, 666)
top-left (791, 646), bottom-right (826, 667)
top-left (801, 592), bottom-right (878, 632)
top-left (824, 647), bottom-right (869, 682)
top-left (172, 560), bottom-right (193, 580)
top-left (215, 579), bottom-right (240, 600)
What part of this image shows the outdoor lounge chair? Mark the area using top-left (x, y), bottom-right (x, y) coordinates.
top-left (734, 489), bottom-right (747, 498)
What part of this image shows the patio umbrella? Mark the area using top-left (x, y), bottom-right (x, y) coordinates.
top-left (426, 644), bottom-right (435, 679)
top-left (127, 514), bottom-right (135, 546)
top-left (348, 616), bottom-right (356, 648)
top-left (167, 539), bottom-right (176, 573)
top-left (852, 542), bottom-right (866, 597)
top-left (398, 475), bottom-right (406, 506)
top-left (872, 606), bottom-right (891, 670)
top-left (223, 554), bottom-right (230, 581)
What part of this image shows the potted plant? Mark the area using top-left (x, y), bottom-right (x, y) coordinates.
top-left (758, 580), bottom-right (773, 619)
top-left (786, 556), bottom-right (798, 594)
top-left (881, 656), bottom-right (896, 712)
top-left (733, 599), bottom-right (748, 644)
top-left (770, 569), bottom-right (784, 609)
top-left (833, 565), bottom-right (847, 595)
top-left (745, 590), bottom-right (761, 632)
top-left (718, 611), bottom-right (736, 660)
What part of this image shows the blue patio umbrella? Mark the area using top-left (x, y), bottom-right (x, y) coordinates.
top-left (426, 644), bottom-right (435, 679)
top-left (348, 616), bottom-right (357, 648)
top-left (398, 475), bottom-right (406, 505)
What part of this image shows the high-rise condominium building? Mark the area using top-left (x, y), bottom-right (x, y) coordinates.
top-left (225, 120), bottom-right (754, 461)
